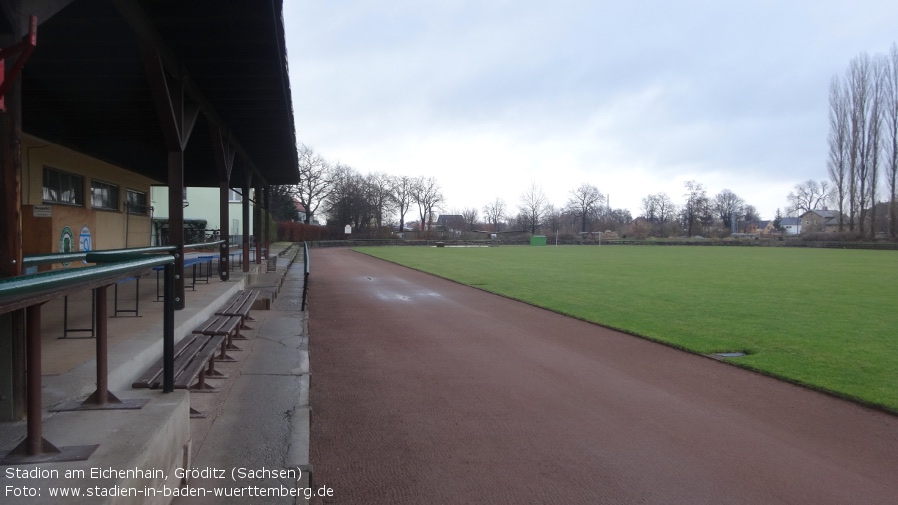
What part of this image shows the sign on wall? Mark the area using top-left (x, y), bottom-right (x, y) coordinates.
top-left (59, 226), bottom-right (74, 267)
top-left (80, 225), bottom-right (92, 264)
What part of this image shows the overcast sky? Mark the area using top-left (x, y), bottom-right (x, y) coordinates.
top-left (283, 1), bottom-right (898, 221)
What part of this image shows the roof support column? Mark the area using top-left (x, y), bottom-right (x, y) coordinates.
top-left (211, 125), bottom-right (235, 282)
top-left (264, 186), bottom-right (272, 260)
top-left (140, 46), bottom-right (198, 310)
top-left (254, 183), bottom-right (263, 265)
top-left (0, 2), bottom-right (26, 422)
top-left (167, 152), bottom-right (185, 308)
top-left (242, 172), bottom-right (251, 272)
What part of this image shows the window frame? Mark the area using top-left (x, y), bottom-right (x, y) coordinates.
top-left (90, 178), bottom-right (121, 212)
top-left (126, 189), bottom-right (149, 216)
top-left (42, 166), bottom-right (85, 207)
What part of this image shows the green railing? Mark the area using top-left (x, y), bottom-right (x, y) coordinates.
top-left (1, 247), bottom-right (180, 463)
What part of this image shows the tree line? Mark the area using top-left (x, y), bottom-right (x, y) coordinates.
top-left (270, 143), bottom-right (764, 240)
top-left (791, 43), bottom-right (898, 239)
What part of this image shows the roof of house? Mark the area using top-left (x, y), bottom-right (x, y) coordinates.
top-left (436, 215), bottom-right (464, 225)
top-left (780, 217), bottom-right (800, 226)
top-left (801, 209), bottom-right (839, 219)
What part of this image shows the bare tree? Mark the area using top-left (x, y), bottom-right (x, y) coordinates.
top-left (296, 144), bottom-right (332, 224)
top-left (886, 43), bottom-right (898, 238)
top-left (460, 207), bottom-right (478, 232)
top-left (566, 183), bottom-right (603, 233)
top-left (828, 75), bottom-right (850, 231)
top-left (518, 182), bottom-right (548, 234)
top-left (641, 192), bottom-right (676, 237)
top-left (365, 172), bottom-right (395, 231)
top-left (847, 53), bottom-right (871, 232)
top-left (326, 163), bottom-right (372, 233)
top-left (682, 181), bottom-right (710, 237)
top-left (641, 194), bottom-right (659, 222)
top-left (391, 175), bottom-right (415, 233)
top-left (412, 176), bottom-right (444, 236)
top-left (713, 189), bottom-right (745, 231)
top-left (544, 204), bottom-right (562, 237)
top-left (787, 179), bottom-right (830, 215)
top-left (483, 198), bottom-right (506, 233)
top-left (866, 56), bottom-right (887, 237)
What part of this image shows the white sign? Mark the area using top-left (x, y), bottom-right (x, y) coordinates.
top-left (344, 225), bottom-right (352, 235)
top-left (33, 205), bottom-right (52, 217)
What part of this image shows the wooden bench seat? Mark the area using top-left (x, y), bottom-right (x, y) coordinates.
top-left (215, 290), bottom-right (259, 339)
top-left (133, 314), bottom-right (243, 418)
top-left (131, 333), bottom-right (225, 392)
top-left (194, 314), bottom-right (244, 354)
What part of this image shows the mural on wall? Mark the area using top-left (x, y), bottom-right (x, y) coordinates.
top-left (59, 226), bottom-right (74, 267)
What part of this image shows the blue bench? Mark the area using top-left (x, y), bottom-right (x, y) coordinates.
top-left (153, 256), bottom-right (215, 301)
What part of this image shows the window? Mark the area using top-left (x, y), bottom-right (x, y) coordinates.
top-left (43, 167), bottom-right (84, 206)
top-left (91, 179), bottom-right (120, 211)
top-left (126, 189), bottom-right (149, 215)
top-left (228, 189), bottom-right (242, 202)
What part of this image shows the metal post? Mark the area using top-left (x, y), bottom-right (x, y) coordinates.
top-left (163, 262), bottom-right (175, 392)
top-left (301, 242), bottom-right (310, 311)
top-left (94, 285), bottom-right (108, 405)
top-left (25, 303), bottom-right (45, 455)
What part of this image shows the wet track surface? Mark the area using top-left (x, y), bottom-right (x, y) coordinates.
top-left (309, 248), bottom-right (898, 504)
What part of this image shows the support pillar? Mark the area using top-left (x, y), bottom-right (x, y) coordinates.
top-left (168, 151), bottom-right (185, 309)
top-left (242, 174), bottom-right (251, 272)
top-left (0, 4), bottom-right (26, 423)
top-left (264, 186), bottom-right (271, 259)
top-left (254, 183), bottom-right (262, 265)
top-left (211, 124), bottom-right (235, 282)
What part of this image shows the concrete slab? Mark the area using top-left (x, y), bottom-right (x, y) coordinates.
top-left (242, 335), bottom-right (308, 377)
top-left (1, 243), bottom-right (307, 505)
top-left (0, 390), bottom-right (190, 505)
top-left (173, 374), bottom-right (308, 505)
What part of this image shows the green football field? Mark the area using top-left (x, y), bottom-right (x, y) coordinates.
top-left (356, 245), bottom-right (898, 412)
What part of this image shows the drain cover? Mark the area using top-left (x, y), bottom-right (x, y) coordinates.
top-left (716, 352), bottom-right (746, 358)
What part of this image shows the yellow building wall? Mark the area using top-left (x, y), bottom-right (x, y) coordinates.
top-left (21, 135), bottom-right (158, 268)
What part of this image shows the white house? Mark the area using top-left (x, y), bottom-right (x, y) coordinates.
top-left (780, 217), bottom-right (801, 235)
top-left (151, 186), bottom-right (255, 245)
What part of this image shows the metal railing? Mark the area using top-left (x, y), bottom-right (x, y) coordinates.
top-left (301, 241), bottom-right (310, 311)
top-left (1, 248), bottom-right (180, 464)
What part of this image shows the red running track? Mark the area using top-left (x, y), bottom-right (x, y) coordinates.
top-left (308, 248), bottom-right (898, 504)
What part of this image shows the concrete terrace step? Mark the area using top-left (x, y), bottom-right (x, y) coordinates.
top-left (1, 243), bottom-right (308, 505)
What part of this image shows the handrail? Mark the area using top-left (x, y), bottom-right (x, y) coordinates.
top-left (22, 241), bottom-right (225, 267)
top-left (301, 241), bottom-right (310, 311)
top-left (184, 239), bottom-right (225, 251)
top-left (1, 251), bottom-right (178, 461)
top-left (23, 245), bottom-right (176, 267)
top-left (0, 255), bottom-right (173, 311)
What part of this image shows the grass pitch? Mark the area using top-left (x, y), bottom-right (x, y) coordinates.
top-left (356, 245), bottom-right (898, 412)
